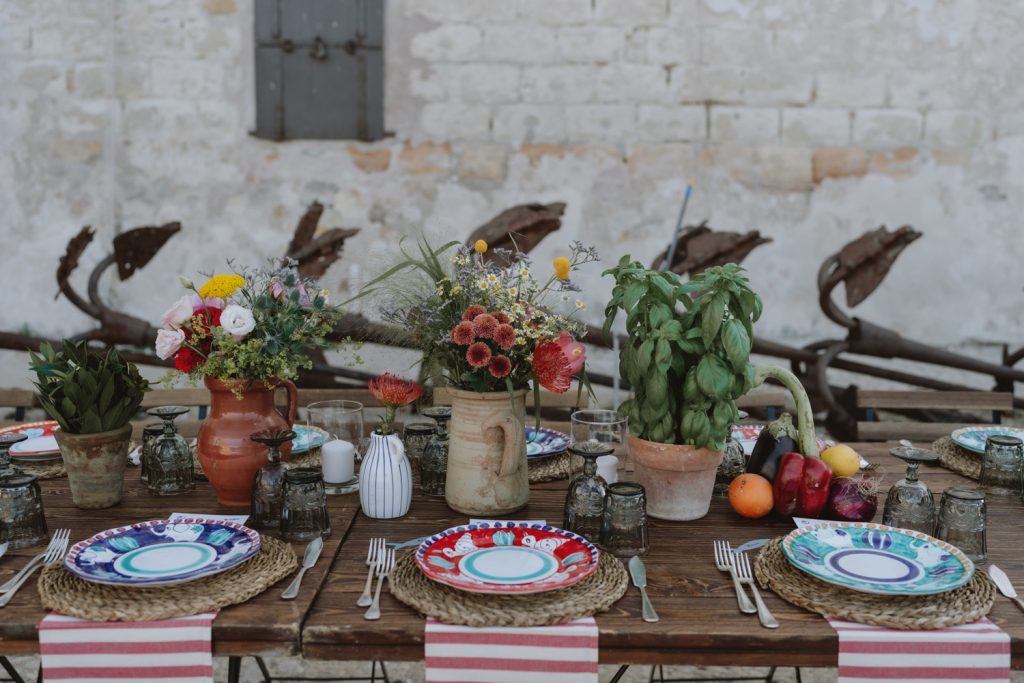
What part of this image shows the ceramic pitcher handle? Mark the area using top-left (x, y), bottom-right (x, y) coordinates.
top-left (278, 378), bottom-right (298, 427)
top-left (482, 414), bottom-right (519, 477)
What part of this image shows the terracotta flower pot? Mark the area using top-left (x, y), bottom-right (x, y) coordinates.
top-left (54, 424), bottom-right (132, 509)
top-left (445, 387), bottom-right (529, 516)
top-left (628, 434), bottom-right (723, 521)
top-left (197, 377), bottom-right (297, 507)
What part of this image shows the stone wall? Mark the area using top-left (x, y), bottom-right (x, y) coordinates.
top-left (1, 0), bottom-right (1022, 386)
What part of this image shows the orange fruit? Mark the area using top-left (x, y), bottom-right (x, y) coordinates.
top-left (728, 473), bottom-right (774, 519)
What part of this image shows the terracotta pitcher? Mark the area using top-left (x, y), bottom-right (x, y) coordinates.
top-left (445, 387), bottom-right (528, 515)
top-left (197, 377), bottom-right (297, 507)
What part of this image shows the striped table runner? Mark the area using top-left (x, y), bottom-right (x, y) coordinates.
top-left (828, 618), bottom-right (1010, 682)
top-left (39, 613), bottom-right (216, 683)
top-left (425, 617), bottom-right (599, 683)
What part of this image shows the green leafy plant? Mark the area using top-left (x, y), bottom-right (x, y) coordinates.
top-left (29, 340), bottom-right (150, 434)
top-left (603, 258), bottom-right (762, 450)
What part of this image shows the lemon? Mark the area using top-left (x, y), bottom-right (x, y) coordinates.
top-left (820, 444), bottom-right (861, 477)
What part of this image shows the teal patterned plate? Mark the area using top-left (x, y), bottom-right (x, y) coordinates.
top-left (781, 522), bottom-right (973, 596)
top-left (950, 426), bottom-right (1024, 454)
top-left (292, 425), bottom-right (329, 454)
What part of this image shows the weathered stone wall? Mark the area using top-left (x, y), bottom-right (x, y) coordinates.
top-left (1, 0), bottom-right (1022, 385)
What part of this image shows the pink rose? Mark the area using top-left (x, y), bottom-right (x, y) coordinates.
top-left (555, 332), bottom-right (586, 375)
top-left (155, 328), bottom-right (186, 360)
top-left (159, 295), bottom-right (193, 330)
top-left (270, 278), bottom-right (287, 301)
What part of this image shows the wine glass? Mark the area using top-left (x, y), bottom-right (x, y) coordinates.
top-left (569, 409), bottom-right (629, 479)
top-left (883, 443), bottom-right (938, 534)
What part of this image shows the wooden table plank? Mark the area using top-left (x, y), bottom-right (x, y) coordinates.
top-left (0, 468), bottom-right (362, 657)
top-left (302, 442), bottom-right (1024, 667)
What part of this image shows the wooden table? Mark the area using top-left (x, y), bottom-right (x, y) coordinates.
top-left (302, 442), bottom-right (1024, 669)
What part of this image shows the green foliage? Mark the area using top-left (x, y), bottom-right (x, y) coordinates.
top-left (29, 340), bottom-right (150, 434)
top-left (603, 258), bottom-right (763, 450)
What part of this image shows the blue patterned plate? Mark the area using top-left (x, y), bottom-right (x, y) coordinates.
top-left (65, 518), bottom-right (261, 587)
top-left (292, 425), bottom-right (329, 455)
top-left (950, 426), bottom-right (1024, 455)
top-left (525, 426), bottom-right (569, 459)
top-left (781, 522), bottom-right (973, 596)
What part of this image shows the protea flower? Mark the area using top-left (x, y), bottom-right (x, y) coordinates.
top-left (532, 333), bottom-right (586, 393)
top-left (368, 372), bottom-right (423, 435)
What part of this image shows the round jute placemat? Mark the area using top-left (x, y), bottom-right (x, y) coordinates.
top-left (38, 535), bottom-right (297, 621)
top-left (390, 548), bottom-right (628, 627)
top-left (529, 451), bottom-right (572, 483)
top-left (754, 537), bottom-right (994, 629)
top-left (931, 436), bottom-right (980, 480)
top-left (18, 461), bottom-right (66, 480)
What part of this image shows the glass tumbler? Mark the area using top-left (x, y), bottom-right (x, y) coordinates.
top-left (307, 400), bottom-right (364, 483)
top-left (144, 406), bottom-right (195, 496)
top-left (600, 482), bottom-right (649, 557)
top-left (570, 409), bottom-right (630, 478)
top-left (0, 433), bottom-right (27, 478)
top-left (883, 445), bottom-right (937, 534)
top-left (139, 423), bottom-right (163, 484)
top-left (979, 435), bottom-right (1023, 497)
top-left (419, 407), bottom-right (451, 497)
top-left (402, 422), bottom-right (435, 487)
top-left (934, 486), bottom-right (986, 562)
top-left (281, 467), bottom-right (331, 542)
top-left (0, 473), bottom-right (48, 549)
top-left (563, 442), bottom-right (612, 542)
top-left (250, 429), bottom-right (294, 531)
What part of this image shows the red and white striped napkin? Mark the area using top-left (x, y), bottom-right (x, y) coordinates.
top-left (828, 617), bottom-right (1010, 683)
top-left (424, 617), bottom-right (599, 683)
top-left (39, 612), bottom-right (216, 683)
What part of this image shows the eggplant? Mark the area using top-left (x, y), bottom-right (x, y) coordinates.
top-left (745, 412), bottom-right (798, 483)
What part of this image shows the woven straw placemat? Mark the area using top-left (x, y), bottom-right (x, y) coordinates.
top-left (754, 537), bottom-right (993, 629)
top-left (528, 451), bottom-right (572, 483)
top-left (38, 535), bottom-right (297, 621)
top-left (19, 461), bottom-right (66, 480)
top-left (932, 436), bottom-right (980, 480)
top-left (390, 548), bottom-right (628, 627)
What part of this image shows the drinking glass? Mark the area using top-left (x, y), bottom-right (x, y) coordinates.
top-left (139, 423), bottom-right (163, 484)
top-left (0, 433), bottom-right (27, 478)
top-left (144, 406), bottom-right (195, 496)
top-left (402, 422), bottom-right (435, 487)
top-left (419, 407), bottom-right (451, 496)
top-left (0, 473), bottom-right (48, 549)
top-left (250, 429), bottom-right (294, 531)
top-left (563, 442), bottom-right (612, 542)
top-left (570, 409), bottom-right (629, 478)
top-left (934, 486), bottom-right (986, 562)
top-left (883, 445), bottom-right (937, 533)
top-left (600, 482), bottom-right (649, 557)
top-left (307, 400), bottom-right (364, 484)
top-left (979, 435), bottom-right (1023, 498)
top-left (715, 410), bottom-right (748, 495)
top-left (281, 467), bottom-right (331, 542)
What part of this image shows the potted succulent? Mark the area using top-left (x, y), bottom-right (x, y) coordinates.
top-left (603, 259), bottom-right (816, 520)
top-left (29, 340), bottom-right (149, 508)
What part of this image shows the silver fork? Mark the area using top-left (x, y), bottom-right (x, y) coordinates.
top-left (734, 550), bottom-right (779, 629)
top-left (0, 530), bottom-right (69, 594)
top-left (357, 537), bottom-right (385, 607)
top-left (713, 540), bottom-right (755, 614)
top-left (363, 548), bottom-right (396, 621)
top-left (0, 529), bottom-right (69, 608)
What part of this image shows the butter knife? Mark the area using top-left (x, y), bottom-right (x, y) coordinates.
top-left (628, 556), bottom-right (659, 623)
top-left (988, 564), bottom-right (1024, 612)
top-left (281, 536), bottom-right (324, 600)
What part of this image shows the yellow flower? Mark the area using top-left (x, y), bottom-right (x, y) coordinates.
top-left (198, 274), bottom-right (245, 299)
top-left (474, 239), bottom-right (488, 254)
top-left (553, 256), bottom-right (571, 280)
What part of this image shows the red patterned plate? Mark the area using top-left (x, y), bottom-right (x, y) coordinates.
top-left (415, 522), bottom-right (600, 595)
top-left (0, 421), bottom-right (61, 460)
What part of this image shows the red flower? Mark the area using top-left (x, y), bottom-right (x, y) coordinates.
top-left (493, 311), bottom-right (510, 325)
top-left (488, 354), bottom-right (512, 378)
top-left (450, 321), bottom-right (475, 345)
top-left (367, 373), bottom-right (423, 408)
top-left (494, 324), bottom-right (516, 350)
top-left (532, 340), bottom-right (573, 393)
top-left (472, 313), bottom-right (498, 339)
top-left (554, 332), bottom-right (586, 375)
top-left (462, 304), bottom-right (487, 321)
top-left (466, 342), bottom-right (492, 368)
top-left (174, 345), bottom-right (204, 372)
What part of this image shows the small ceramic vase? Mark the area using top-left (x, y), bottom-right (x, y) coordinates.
top-left (358, 431), bottom-right (412, 519)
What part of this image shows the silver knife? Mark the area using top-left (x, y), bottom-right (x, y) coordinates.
top-left (628, 556), bottom-right (659, 623)
top-left (988, 564), bottom-right (1024, 612)
top-left (281, 536), bottom-right (324, 600)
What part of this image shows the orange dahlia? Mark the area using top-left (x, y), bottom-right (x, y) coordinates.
top-left (494, 323), bottom-right (516, 350)
top-left (489, 354), bottom-right (512, 378)
top-left (493, 311), bottom-right (510, 325)
top-left (450, 321), bottom-right (475, 345)
top-left (466, 342), bottom-right (492, 368)
top-left (462, 304), bottom-right (487, 321)
top-left (472, 313), bottom-right (498, 339)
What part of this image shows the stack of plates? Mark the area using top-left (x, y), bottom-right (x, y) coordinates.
top-left (950, 426), bottom-right (1024, 454)
top-left (0, 421), bottom-right (62, 462)
top-left (525, 426), bottom-right (570, 461)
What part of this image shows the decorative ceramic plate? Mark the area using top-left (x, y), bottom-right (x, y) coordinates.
top-left (292, 425), bottom-right (329, 455)
top-left (950, 426), bottom-right (1024, 455)
top-left (525, 426), bottom-right (569, 459)
top-left (415, 522), bottom-right (600, 595)
top-left (0, 421), bottom-right (61, 461)
top-left (65, 518), bottom-right (261, 587)
top-left (781, 521), bottom-right (973, 596)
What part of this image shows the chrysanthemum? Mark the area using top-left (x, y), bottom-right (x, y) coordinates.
top-left (450, 321), bottom-right (475, 345)
top-left (472, 313), bottom-right (498, 339)
top-left (466, 342), bottom-right (492, 368)
top-left (463, 304), bottom-right (487, 321)
top-left (493, 311), bottom-right (510, 325)
top-left (488, 354), bottom-right (512, 378)
top-left (494, 324), bottom-right (516, 350)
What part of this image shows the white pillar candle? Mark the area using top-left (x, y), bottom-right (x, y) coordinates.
top-left (597, 455), bottom-right (619, 484)
top-left (322, 439), bottom-right (355, 484)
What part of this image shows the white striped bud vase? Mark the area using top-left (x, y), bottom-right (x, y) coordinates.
top-left (359, 431), bottom-right (412, 519)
